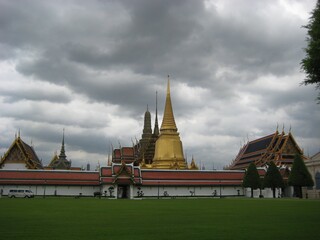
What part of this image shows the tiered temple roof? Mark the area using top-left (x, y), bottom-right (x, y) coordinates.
top-left (0, 135), bottom-right (43, 169)
top-left (227, 129), bottom-right (306, 170)
top-left (47, 131), bottom-right (71, 170)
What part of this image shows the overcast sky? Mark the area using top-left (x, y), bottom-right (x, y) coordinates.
top-left (0, 0), bottom-right (319, 170)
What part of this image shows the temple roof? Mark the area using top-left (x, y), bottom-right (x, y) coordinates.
top-left (0, 136), bottom-right (43, 169)
top-left (47, 131), bottom-right (71, 170)
top-left (227, 130), bottom-right (305, 170)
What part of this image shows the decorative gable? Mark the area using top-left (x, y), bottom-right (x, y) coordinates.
top-left (282, 135), bottom-right (301, 155)
top-left (3, 144), bottom-right (26, 163)
top-left (0, 137), bottom-right (43, 169)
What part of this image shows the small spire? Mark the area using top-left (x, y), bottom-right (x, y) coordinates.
top-left (142, 104), bottom-right (152, 135)
top-left (18, 129), bottom-right (21, 138)
top-left (153, 91), bottom-right (159, 136)
top-left (59, 129), bottom-right (67, 159)
top-left (282, 124), bottom-right (285, 134)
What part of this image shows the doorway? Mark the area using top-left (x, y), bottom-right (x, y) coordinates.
top-left (117, 185), bottom-right (129, 199)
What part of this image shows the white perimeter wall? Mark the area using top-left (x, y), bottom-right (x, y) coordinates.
top-left (1, 184), bottom-right (297, 199)
top-left (244, 187), bottom-right (294, 198)
top-left (0, 185), bottom-right (100, 197)
top-left (101, 184), bottom-right (244, 199)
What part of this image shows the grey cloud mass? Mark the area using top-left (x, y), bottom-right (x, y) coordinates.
top-left (0, 0), bottom-right (319, 169)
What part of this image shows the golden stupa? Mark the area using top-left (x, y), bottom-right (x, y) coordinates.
top-left (152, 77), bottom-right (187, 169)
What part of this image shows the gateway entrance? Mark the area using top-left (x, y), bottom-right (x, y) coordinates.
top-left (117, 185), bottom-right (129, 199)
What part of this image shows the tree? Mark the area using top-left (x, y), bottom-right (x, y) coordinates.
top-left (243, 163), bottom-right (261, 198)
top-left (288, 154), bottom-right (314, 198)
top-left (301, 0), bottom-right (320, 103)
top-left (263, 161), bottom-right (284, 198)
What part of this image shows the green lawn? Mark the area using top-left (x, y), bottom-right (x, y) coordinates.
top-left (0, 197), bottom-right (319, 240)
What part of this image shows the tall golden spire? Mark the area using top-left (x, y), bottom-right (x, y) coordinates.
top-left (160, 75), bottom-right (177, 132)
top-left (152, 76), bottom-right (187, 169)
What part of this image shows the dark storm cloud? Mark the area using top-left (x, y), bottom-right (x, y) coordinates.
top-left (8, 0), bottom-right (306, 104)
top-left (0, 85), bottom-right (71, 103)
top-left (0, 0), bottom-right (319, 167)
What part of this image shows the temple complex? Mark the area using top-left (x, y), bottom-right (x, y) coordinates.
top-left (111, 76), bottom-right (192, 170)
top-left (0, 77), bottom-right (317, 199)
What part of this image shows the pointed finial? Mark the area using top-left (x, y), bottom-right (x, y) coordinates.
top-left (276, 123), bottom-right (279, 132)
top-left (167, 75), bottom-right (170, 95)
top-left (282, 124), bottom-right (285, 133)
top-left (153, 90), bottom-right (159, 136)
top-left (289, 125), bottom-right (292, 133)
top-left (18, 129), bottom-right (20, 138)
top-left (59, 128), bottom-right (67, 159)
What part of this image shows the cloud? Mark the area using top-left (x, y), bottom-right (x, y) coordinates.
top-left (0, 0), bottom-right (319, 169)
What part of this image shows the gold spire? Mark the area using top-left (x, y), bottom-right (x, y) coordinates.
top-left (152, 76), bottom-right (187, 169)
top-left (160, 75), bottom-right (177, 132)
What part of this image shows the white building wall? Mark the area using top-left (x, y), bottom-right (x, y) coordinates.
top-left (1, 163), bottom-right (27, 170)
top-left (305, 155), bottom-right (320, 199)
top-left (101, 185), bottom-right (116, 197)
top-left (131, 185), bottom-right (244, 198)
top-left (244, 188), bottom-right (285, 198)
top-left (0, 185), bottom-right (100, 197)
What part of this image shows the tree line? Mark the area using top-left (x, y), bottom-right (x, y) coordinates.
top-left (242, 154), bottom-right (314, 198)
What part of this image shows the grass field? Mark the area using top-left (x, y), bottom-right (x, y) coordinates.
top-left (0, 197), bottom-right (319, 240)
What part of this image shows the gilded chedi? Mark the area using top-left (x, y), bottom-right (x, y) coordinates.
top-left (152, 77), bottom-right (187, 169)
